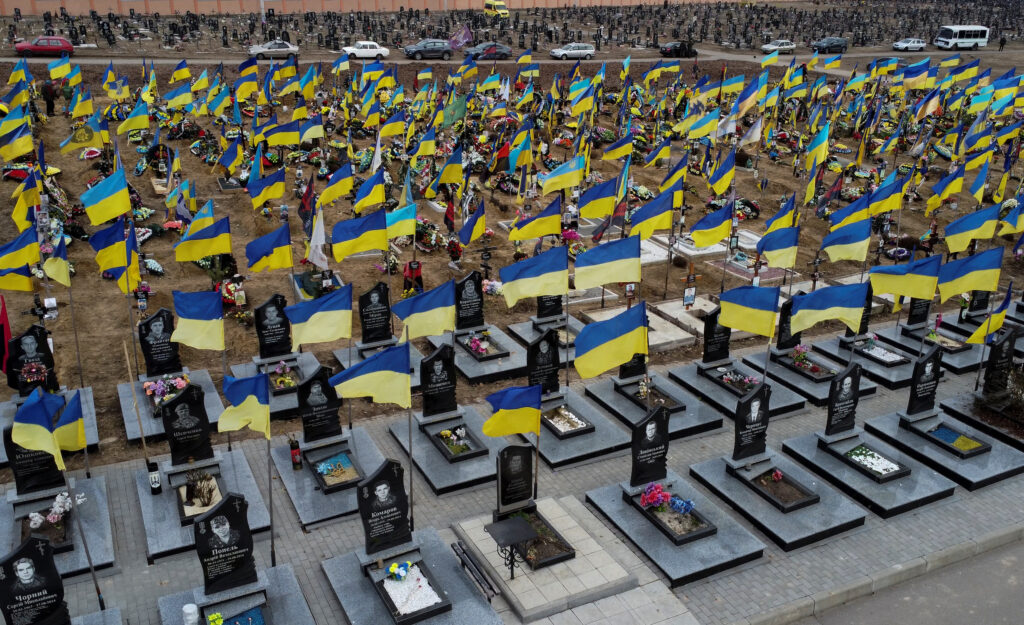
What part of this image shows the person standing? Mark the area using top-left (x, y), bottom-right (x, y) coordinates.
top-left (40, 80), bottom-right (56, 117)
top-left (999, 35), bottom-right (1007, 51)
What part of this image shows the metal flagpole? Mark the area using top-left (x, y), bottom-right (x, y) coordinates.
top-left (346, 336), bottom-right (353, 434)
top-left (221, 350), bottom-right (232, 452)
top-left (123, 341), bottom-right (150, 466)
top-left (267, 434), bottom-right (276, 566)
top-left (61, 471), bottom-right (105, 610)
top-left (564, 292), bottom-right (571, 392)
top-left (404, 324), bottom-right (415, 532)
top-left (973, 288), bottom-right (999, 391)
top-left (66, 284), bottom-right (91, 478)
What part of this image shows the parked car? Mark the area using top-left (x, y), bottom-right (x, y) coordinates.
top-left (342, 40), bottom-right (390, 60)
top-left (15, 36), bottom-right (73, 57)
top-left (760, 39), bottom-right (796, 54)
top-left (403, 39), bottom-right (452, 60)
top-left (549, 43), bottom-right (596, 60)
top-left (659, 41), bottom-right (698, 58)
top-left (893, 37), bottom-right (926, 51)
top-left (811, 37), bottom-right (848, 53)
top-left (463, 41), bottom-right (512, 60)
top-left (248, 39), bottom-right (299, 60)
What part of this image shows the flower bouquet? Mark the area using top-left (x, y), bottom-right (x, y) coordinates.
top-left (142, 373), bottom-right (190, 407)
top-left (388, 560), bottom-right (413, 581)
top-left (639, 482), bottom-right (672, 512)
top-left (22, 491), bottom-right (86, 550)
top-left (437, 426), bottom-right (471, 455)
top-left (270, 360), bottom-right (299, 390)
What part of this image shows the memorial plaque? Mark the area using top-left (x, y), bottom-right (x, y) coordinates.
top-left (254, 294), bottom-right (291, 360)
top-left (907, 346), bottom-right (942, 415)
top-left (6, 325), bottom-right (58, 395)
top-left (969, 289), bottom-right (991, 314)
top-left (776, 295), bottom-right (801, 351)
top-left (702, 306), bottom-right (732, 364)
top-left (906, 298), bottom-right (932, 328)
top-left (619, 353), bottom-right (647, 380)
top-left (138, 309), bottom-right (182, 377)
top-left (527, 328), bottom-right (561, 395)
top-left (844, 284), bottom-right (873, 337)
top-left (357, 459), bottom-right (412, 555)
top-left (420, 344), bottom-right (457, 417)
top-left (536, 295), bottom-right (563, 320)
top-left (983, 328), bottom-right (1016, 398)
top-left (732, 383), bottom-right (772, 462)
top-left (358, 282), bottom-right (392, 344)
top-left (496, 444), bottom-right (534, 515)
top-left (3, 423), bottom-right (63, 496)
top-left (194, 493), bottom-right (257, 595)
top-left (825, 364), bottom-right (861, 436)
top-left (161, 384), bottom-right (214, 466)
top-left (297, 367), bottom-right (342, 442)
top-left (455, 271), bottom-right (485, 331)
top-left (0, 537), bottom-right (70, 625)
top-left (629, 406), bottom-right (669, 487)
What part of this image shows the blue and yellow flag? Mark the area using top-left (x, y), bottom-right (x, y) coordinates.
top-left (602, 134), bottom-right (633, 161)
top-left (392, 280), bottom-right (456, 340)
top-left (12, 388), bottom-right (66, 470)
top-left (43, 237), bottom-right (72, 288)
top-left (578, 178), bottom-right (618, 219)
top-left (708, 149), bottom-right (736, 195)
top-left (284, 284), bottom-right (353, 351)
top-left (539, 155), bottom-right (585, 196)
top-left (319, 163), bottom-right (353, 207)
top-left (329, 343), bottom-right (411, 408)
top-left (829, 193), bottom-right (870, 231)
top-left (868, 255), bottom-right (941, 301)
top-left (945, 205), bottom-right (999, 253)
top-left (689, 201), bottom-right (732, 248)
top-left (353, 167), bottom-right (386, 212)
top-left (820, 218), bottom-right (870, 262)
top-left (246, 224), bottom-right (292, 272)
top-left (499, 245), bottom-right (569, 307)
top-left (756, 226), bottom-right (800, 269)
top-left (248, 167), bottom-right (287, 209)
top-left (459, 202), bottom-right (487, 245)
top-left (575, 236), bottom-right (641, 290)
top-left (630, 187), bottom-right (674, 239)
top-left (0, 228), bottom-right (40, 270)
top-left (82, 168), bottom-right (131, 225)
top-left (791, 282), bottom-right (870, 334)
top-left (574, 301), bottom-right (648, 379)
top-left (170, 59), bottom-right (190, 83)
top-left (765, 193), bottom-right (798, 233)
top-left (0, 265), bottom-right (33, 292)
top-left (720, 285), bottom-right (779, 338)
top-left (386, 203), bottom-right (417, 239)
top-left (54, 390), bottom-right (86, 452)
top-left (966, 282), bottom-right (1013, 344)
top-left (937, 247), bottom-right (1002, 302)
top-left (218, 374), bottom-right (271, 439)
top-left (483, 385), bottom-right (542, 437)
top-left (644, 138), bottom-right (671, 167)
top-left (332, 209), bottom-right (388, 261)
top-left (510, 197), bottom-right (562, 241)
top-left (174, 217), bottom-right (231, 262)
top-left (170, 290), bottom-right (225, 350)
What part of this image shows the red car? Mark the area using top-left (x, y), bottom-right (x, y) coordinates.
top-left (15, 36), bottom-right (74, 57)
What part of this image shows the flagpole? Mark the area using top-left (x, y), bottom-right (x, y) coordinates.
top-left (267, 432), bottom-right (276, 566)
top-left (346, 336), bottom-right (353, 434)
top-left (65, 284), bottom-right (91, 478)
top-left (405, 325), bottom-right (415, 532)
top-left (221, 349), bottom-right (231, 452)
top-left (61, 471), bottom-right (105, 610)
top-left (123, 341), bottom-right (150, 466)
top-left (973, 287), bottom-right (999, 391)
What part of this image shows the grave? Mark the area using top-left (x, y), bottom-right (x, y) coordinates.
top-left (586, 406), bottom-right (763, 587)
top-left (6, 325), bottom-right (59, 396)
top-left (586, 353), bottom-right (721, 440)
top-left (864, 346), bottom-right (1024, 490)
top-left (742, 296), bottom-right (878, 406)
top-left (873, 297), bottom-right (986, 373)
top-left (0, 424), bottom-right (115, 577)
top-left (0, 387), bottom-right (100, 467)
top-left (118, 309), bottom-right (224, 442)
top-left (425, 271), bottom-right (527, 384)
top-left (690, 385), bottom-right (865, 551)
top-left (652, 295), bottom-right (762, 341)
top-left (291, 268), bottom-right (343, 302)
top-left (939, 290), bottom-right (1024, 359)
top-left (669, 307), bottom-right (806, 419)
top-left (782, 360), bottom-right (957, 518)
top-left (505, 295), bottom-right (586, 364)
top-left (580, 305), bottom-right (695, 351)
top-left (157, 493), bottom-right (315, 625)
top-left (388, 344), bottom-right (505, 494)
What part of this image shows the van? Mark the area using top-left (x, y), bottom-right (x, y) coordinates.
top-left (484, 0), bottom-right (509, 18)
top-left (934, 25), bottom-right (990, 50)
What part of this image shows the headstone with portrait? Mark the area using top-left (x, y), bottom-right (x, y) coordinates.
top-left (495, 444), bottom-right (535, 517)
top-left (0, 537), bottom-right (70, 625)
top-left (3, 426), bottom-right (64, 495)
top-left (297, 367), bottom-right (342, 442)
top-left (824, 364), bottom-right (861, 436)
top-left (6, 325), bottom-right (58, 396)
top-left (138, 308), bottom-right (183, 377)
top-left (629, 406), bottom-right (669, 488)
top-left (161, 384), bottom-right (215, 466)
top-left (842, 283), bottom-right (873, 340)
top-left (905, 298), bottom-right (932, 330)
top-left (194, 492), bottom-right (258, 595)
top-left (702, 306), bottom-right (732, 364)
top-left (535, 295), bottom-right (563, 321)
top-left (982, 329), bottom-right (1016, 399)
top-left (455, 271), bottom-right (485, 332)
top-left (906, 346), bottom-right (942, 417)
top-left (968, 289), bottom-right (991, 317)
top-left (357, 459), bottom-right (412, 555)
top-left (254, 294), bottom-right (292, 360)
top-left (731, 383), bottom-right (772, 462)
top-left (775, 296), bottom-right (801, 352)
top-left (420, 344), bottom-right (458, 418)
top-left (358, 282), bottom-right (393, 346)
top-left (527, 328), bottom-right (561, 395)
top-left (618, 352), bottom-right (647, 381)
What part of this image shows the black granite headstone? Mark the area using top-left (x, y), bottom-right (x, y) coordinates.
top-left (161, 384), bottom-right (214, 466)
top-left (844, 284), bottom-right (873, 337)
top-left (702, 306), bottom-right (732, 364)
top-left (254, 294), bottom-right (291, 360)
top-left (6, 325), bottom-right (58, 395)
top-left (420, 344), bottom-right (457, 417)
top-left (732, 383), bottom-right (772, 462)
top-left (969, 289), bottom-right (991, 314)
top-left (3, 426), bottom-right (63, 495)
top-left (358, 282), bottom-right (392, 344)
top-left (0, 537), bottom-right (69, 625)
top-left (536, 295), bottom-right (563, 320)
top-left (496, 444), bottom-right (534, 515)
top-left (455, 271), bottom-right (485, 331)
top-left (297, 367), bottom-right (342, 442)
top-left (357, 459), bottom-right (412, 555)
top-left (983, 329), bottom-right (1016, 397)
top-left (776, 295), bottom-right (801, 351)
top-left (527, 328), bottom-right (561, 395)
top-left (906, 298), bottom-right (932, 328)
top-left (907, 345), bottom-right (942, 415)
top-left (194, 492), bottom-right (257, 595)
top-left (629, 406), bottom-right (669, 487)
top-left (138, 309), bottom-right (182, 377)
top-left (619, 353), bottom-right (647, 380)
top-left (824, 364), bottom-right (861, 436)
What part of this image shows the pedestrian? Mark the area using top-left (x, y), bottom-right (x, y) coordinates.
top-left (41, 80), bottom-right (56, 117)
top-left (999, 35), bottom-right (1006, 51)
top-left (61, 79), bottom-right (72, 116)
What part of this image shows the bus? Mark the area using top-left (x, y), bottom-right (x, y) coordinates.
top-left (934, 25), bottom-right (990, 50)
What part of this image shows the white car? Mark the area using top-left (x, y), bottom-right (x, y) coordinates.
top-left (549, 43), bottom-right (595, 60)
top-left (343, 40), bottom-right (390, 60)
top-left (248, 39), bottom-right (299, 60)
top-left (893, 37), bottom-right (926, 51)
top-left (760, 39), bottom-right (796, 54)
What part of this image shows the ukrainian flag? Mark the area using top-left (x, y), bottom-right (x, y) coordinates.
top-left (416, 67), bottom-right (432, 82)
top-left (998, 203), bottom-right (1024, 235)
top-left (218, 374), bottom-right (271, 439)
top-left (926, 164), bottom-right (965, 215)
top-left (0, 123), bottom-right (33, 162)
top-left (174, 217), bottom-right (231, 262)
top-left (868, 174), bottom-right (908, 216)
top-left (689, 201), bottom-right (732, 248)
top-left (386, 203), bottom-right (417, 239)
top-left (0, 265), bottom-right (33, 292)
top-left (12, 388), bottom-right (65, 470)
top-left (966, 282), bottom-right (1013, 344)
top-left (940, 54), bottom-right (961, 68)
top-left (217, 136), bottom-right (243, 174)
top-left (602, 135), bottom-right (633, 161)
top-left (938, 247), bottom-right (1003, 302)
top-left (766, 193), bottom-right (798, 233)
top-left (47, 53), bottom-right (70, 80)
top-left (89, 217), bottom-right (129, 272)
top-left (264, 120), bottom-right (299, 147)
top-left (191, 69), bottom-right (209, 92)
top-left (392, 280), bottom-right (456, 340)
top-left (482, 385), bottom-right (542, 437)
top-left (459, 202), bottom-right (487, 245)
top-left (43, 237), bottom-right (72, 288)
top-left (319, 163), bottom-right (353, 207)
top-left (574, 301), bottom-right (648, 379)
top-left (248, 167), bottom-right (287, 209)
top-left (720, 285), bottom-right (779, 338)
top-left (756, 226), bottom-right (800, 269)
top-left (171, 290), bottom-right (224, 350)
top-left (329, 342), bottom-right (410, 408)
top-left (790, 282), bottom-right (869, 334)
top-left (0, 227), bottom-right (40, 269)
top-left (805, 121), bottom-right (830, 171)
top-left (80, 168), bottom-right (130, 225)
top-left (820, 218), bottom-right (870, 262)
top-left (509, 197), bottom-right (562, 241)
top-left (708, 149), bottom-right (736, 195)
top-left (944, 204), bottom-right (998, 254)
top-left (285, 284), bottom-right (353, 351)
top-left (660, 153), bottom-right (689, 195)
top-left (437, 146), bottom-right (464, 184)
top-left (411, 127), bottom-right (437, 163)
top-left (869, 255), bottom-right (941, 301)
top-left (499, 246), bottom-right (569, 307)
top-left (380, 111), bottom-right (406, 138)
top-left (630, 188), bottom-right (674, 239)
top-left (170, 59), bottom-right (190, 83)
top-left (969, 160), bottom-right (989, 203)
top-left (575, 236), bottom-right (641, 290)
top-left (353, 167), bottom-right (386, 212)
top-left (332, 209), bottom-right (388, 261)
top-left (246, 224), bottom-right (292, 272)
top-left (761, 50), bottom-right (779, 67)
top-left (579, 178), bottom-right (618, 219)
top-left (540, 155), bottom-right (585, 196)
top-left (300, 116), bottom-right (325, 143)
top-left (644, 138), bottom-right (671, 167)
top-left (689, 109), bottom-right (719, 139)
top-left (190, 199), bottom-right (215, 232)
top-left (54, 390), bottom-right (86, 452)
top-left (165, 83), bottom-right (193, 110)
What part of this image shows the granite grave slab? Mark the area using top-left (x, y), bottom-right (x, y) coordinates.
top-left (505, 313), bottom-right (586, 364)
top-left (811, 337), bottom-right (936, 390)
top-left (425, 326), bottom-right (527, 385)
top-left (940, 394), bottom-right (1024, 454)
top-left (669, 362), bottom-right (807, 419)
top-left (118, 368), bottom-right (225, 442)
top-left (229, 351), bottom-right (321, 420)
top-left (874, 324), bottom-right (986, 374)
top-left (520, 388), bottom-right (631, 468)
top-left (651, 296), bottom-right (760, 341)
top-left (157, 565), bottom-right (314, 625)
top-left (73, 610), bottom-right (123, 625)
top-left (585, 374), bottom-right (722, 440)
top-left (741, 351), bottom-right (878, 407)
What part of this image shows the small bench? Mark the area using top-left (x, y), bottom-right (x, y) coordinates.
top-left (450, 541), bottom-right (500, 603)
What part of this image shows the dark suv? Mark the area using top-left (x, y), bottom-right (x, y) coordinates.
top-left (403, 39), bottom-right (453, 60)
top-left (811, 37), bottom-right (848, 53)
top-left (660, 41), bottom-right (698, 58)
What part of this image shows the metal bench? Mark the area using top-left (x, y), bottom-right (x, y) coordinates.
top-left (450, 540), bottom-right (500, 603)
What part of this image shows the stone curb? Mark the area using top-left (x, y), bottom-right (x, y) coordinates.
top-left (728, 523), bottom-right (1024, 625)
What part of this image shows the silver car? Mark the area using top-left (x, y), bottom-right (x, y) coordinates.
top-left (549, 43), bottom-right (595, 60)
top-left (248, 39), bottom-right (299, 60)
